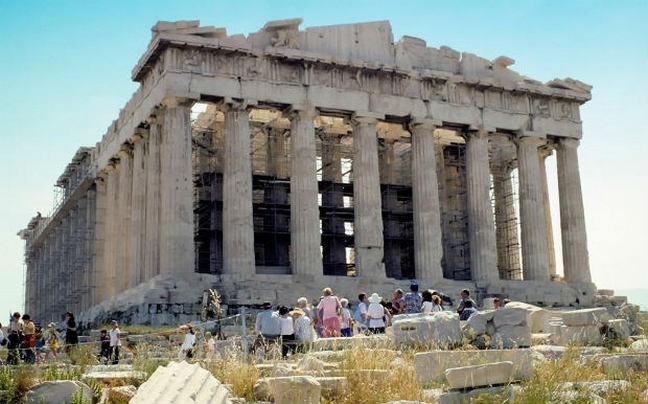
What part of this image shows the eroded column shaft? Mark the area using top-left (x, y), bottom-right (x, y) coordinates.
top-left (517, 135), bottom-right (550, 281)
top-left (352, 114), bottom-right (385, 279)
top-left (290, 108), bottom-right (323, 277)
top-left (222, 103), bottom-right (255, 277)
top-left (557, 137), bottom-right (591, 283)
top-left (410, 120), bottom-right (444, 281)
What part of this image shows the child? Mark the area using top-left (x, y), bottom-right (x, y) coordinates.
top-left (98, 329), bottom-right (111, 363)
top-left (45, 322), bottom-right (60, 360)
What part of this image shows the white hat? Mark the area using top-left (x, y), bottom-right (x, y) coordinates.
top-left (368, 293), bottom-right (382, 303)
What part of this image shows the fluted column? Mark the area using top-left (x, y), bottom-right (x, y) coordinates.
top-left (103, 164), bottom-right (119, 299)
top-left (93, 176), bottom-right (107, 305)
top-left (557, 137), bottom-right (591, 282)
top-left (352, 113), bottom-right (385, 279)
top-left (290, 107), bottom-right (323, 277)
top-left (222, 101), bottom-right (256, 278)
top-left (144, 116), bottom-right (161, 280)
top-left (116, 146), bottom-right (133, 291)
top-left (409, 119), bottom-right (444, 281)
top-left (159, 100), bottom-right (194, 275)
top-left (464, 129), bottom-right (498, 281)
top-left (516, 135), bottom-right (550, 281)
top-left (539, 146), bottom-right (557, 276)
top-left (130, 130), bottom-right (148, 287)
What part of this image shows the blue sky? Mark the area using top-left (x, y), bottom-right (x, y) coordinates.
top-left (1, 1), bottom-right (647, 319)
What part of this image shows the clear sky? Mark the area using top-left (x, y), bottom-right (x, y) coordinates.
top-left (1, 1), bottom-right (647, 319)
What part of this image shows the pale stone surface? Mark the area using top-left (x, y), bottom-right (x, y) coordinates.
top-left (463, 311), bottom-right (487, 337)
top-left (425, 385), bottom-right (514, 404)
top-left (531, 344), bottom-right (567, 360)
top-left (606, 318), bottom-right (630, 340)
top-left (562, 308), bottom-right (611, 326)
top-left (267, 376), bottom-right (322, 404)
top-left (130, 361), bottom-right (232, 404)
top-left (25, 381), bottom-right (94, 404)
top-left (445, 361), bottom-right (513, 389)
top-left (392, 312), bottom-right (463, 348)
top-left (503, 301), bottom-right (552, 332)
top-left (630, 338), bottom-right (648, 352)
top-left (492, 306), bottom-right (528, 327)
top-left (414, 349), bottom-right (533, 383)
top-left (558, 324), bottom-right (602, 345)
top-left (490, 324), bottom-right (532, 348)
top-left (597, 354), bottom-right (648, 372)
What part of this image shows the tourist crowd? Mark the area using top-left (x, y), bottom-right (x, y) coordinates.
top-left (251, 283), bottom-right (498, 358)
top-left (1, 283), bottom-right (505, 364)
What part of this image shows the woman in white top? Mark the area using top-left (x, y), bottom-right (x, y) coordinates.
top-left (366, 293), bottom-right (390, 334)
top-left (178, 323), bottom-right (196, 360)
top-left (278, 306), bottom-right (295, 358)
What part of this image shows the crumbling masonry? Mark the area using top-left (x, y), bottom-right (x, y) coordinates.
top-left (19, 20), bottom-right (595, 325)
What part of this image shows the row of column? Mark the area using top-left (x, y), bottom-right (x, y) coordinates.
top-left (94, 101), bottom-right (195, 305)
top-left (185, 103), bottom-right (591, 284)
top-left (93, 99), bottom-right (591, 306)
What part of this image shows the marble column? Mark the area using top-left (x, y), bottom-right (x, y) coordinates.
top-left (93, 176), bottom-right (107, 306)
top-left (116, 145), bottom-right (133, 291)
top-left (159, 100), bottom-right (194, 275)
top-left (130, 130), bottom-right (148, 287)
top-left (539, 146), bottom-right (557, 276)
top-left (464, 129), bottom-right (498, 281)
top-left (516, 135), bottom-right (550, 281)
top-left (290, 107), bottom-right (323, 278)
top-left (556, 137), bottom-right (591, 283)
top-left (409, 119), bottom-right (444, 281)
top-left (103, 164), bottom-right (119, 299)
top-left (222, 101), bottom-right (256, 278)
top-left (492, 164), bottom-right (521, 280)
top-left (144, 116), bottom-right (161, 280)
top-left (352, 113), bottom-right (385, 279)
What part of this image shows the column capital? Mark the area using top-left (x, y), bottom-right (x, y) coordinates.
top-left (219, 97), bottom-right (257, 112)
top-left (558, 137), bottom-right (581, 149)
top-left (515, 134), bottom-right (545, 148)
top-left (131, 127), bottom-right (149, 142)
top-left (409, 117), bottom-right (442, 132)
top-left (161, 95), bottom-right (195, 108)
top-left (286, 105), bottom-right (318, 121)
top-left (352, 111), bottom-right (384, 125)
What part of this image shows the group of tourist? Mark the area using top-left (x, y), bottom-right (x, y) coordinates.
top-left (252, 283), bottom-right (500, 358)
top-left (0, 311), bottom-right (123, 366)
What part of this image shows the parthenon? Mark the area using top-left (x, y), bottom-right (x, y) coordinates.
top-left (20, 19), bottom-right (595, 325)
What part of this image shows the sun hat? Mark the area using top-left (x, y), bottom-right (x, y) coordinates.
top-left (110, 320), bottom-right (118, 325)
top-left (289, 308), bottom-right (305, 317)
top-left (368, 293), bottom-right (382, 303)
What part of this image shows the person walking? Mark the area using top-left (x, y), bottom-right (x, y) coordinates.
top-left (64, 312), bottom-right (79, 354)
top-left (109, 320), bottom-right (121, 364)
top-left (21, 314), bottom-right (36, 363)
top-left (316, 287), bottom-right (343, 338)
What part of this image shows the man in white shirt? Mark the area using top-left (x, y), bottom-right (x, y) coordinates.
top-left (109, 320), bottom-right (121, 364)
